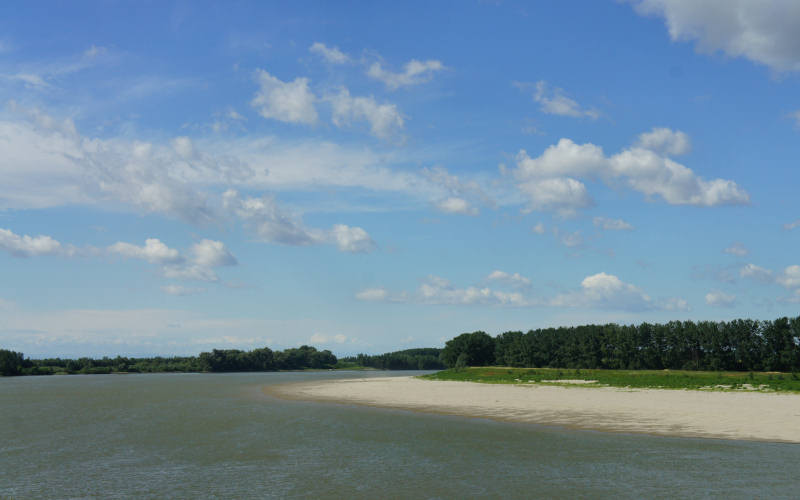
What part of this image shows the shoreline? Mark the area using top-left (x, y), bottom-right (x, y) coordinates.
top-left (266, 376), bottom-right (800, 444)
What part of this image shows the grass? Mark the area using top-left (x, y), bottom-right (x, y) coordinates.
top-left (420, 366), bottom-right (800, 393)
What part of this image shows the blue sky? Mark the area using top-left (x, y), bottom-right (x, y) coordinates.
top-left (1, 0), bottom-right (799, 357)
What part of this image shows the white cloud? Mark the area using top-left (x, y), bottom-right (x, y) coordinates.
top-left (531, 222), bottom-right (546, 234)
top-left (367, 59), bottom-right (444, 90)
top-left (109, 238), bottom-right (183, 264)
top-left (517, 177), bottom-right (593, 216)
top-left (0, 227), bottom-right (64, 257)
top-left (512, 130), bottom-right (749, 214)
top-left (330, 224), bottom-right (375, 253)
top-left (777, 265), bottom-right (800, 289)
top-left (705, 290), bottom-right (736, 307)
top-left (418, 275), bottom-right (528, 306)
top-left (223, 189), bottom-right (322, 246)
top-left (593, 216), bottom-right (634, 231)
top-left (552, 227), bottom-right (584, 248)
top-left (723, 242), bottom-right (748, 257)
top-left (0, 104), bottom-right (441, 221)
top-left (487, 270), bottom-right (531, 288)
top-left (309, 333), bottom-right (348, 344)
top-left (791, 110), bottom-right (800, 128)
top-left (355, 271), bottom-right (685, 312)
top-left (162, 285), bottom-right (206, 296)
top-left (634, 127), bottom-right (691, 156)
top-left (251, 69), bottom-right (318, 125)
top-left (784, 219), bottom-right (800, 230)
top-left (780, 289), bottom-right (800, 304)
top-left (110, 237), bottom-right (237, 283)
top-left (436, 197), bottom-right (478, 215)
top-left (162, 264), bottom-right (219, 282)
top-left (739, 263), bottom-right (774, 283)
top-left (224, 190), bottom-right (374, 253)
top-left (355, 288), bottom-right (389, 301)
top-left (422, 166), bottom-right (494, 213)
top-left (327, 88), bottom-right (404, 139)
top-left (550, 272), bottom-right (665, 311)
top-left (191, 239), bottom-right (237, 268)
top-left (7, 73), bottom-right (50, 88)
top-left (629, 0), bottom-right (800, 72)
top-left (526, 81), bottom-right (600, 119)
top-left (309, 42), bottom-right (351, 64)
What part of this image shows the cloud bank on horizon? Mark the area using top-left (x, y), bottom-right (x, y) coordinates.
top-left (0, 1), bottom-right (798, 357)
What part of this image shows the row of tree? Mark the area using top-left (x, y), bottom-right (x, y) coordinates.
top-left (440, 316), bottom-right (800, 372)
top-left (0, 345), bottom-right (338, 376)
top-left (340, 348), bottom-right (445, 370)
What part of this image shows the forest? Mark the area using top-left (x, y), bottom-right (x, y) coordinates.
top-left (339, 348), bottom-right (444, 370)
top-left (4, 315), bottom-right (800, 376)
top-left (441, 316), bottom-right (800, 372)
top-left (0, 345), bottom-right (337, 376)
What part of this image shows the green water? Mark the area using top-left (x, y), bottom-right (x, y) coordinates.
top-left (1, 371), bottom-right (798, 499)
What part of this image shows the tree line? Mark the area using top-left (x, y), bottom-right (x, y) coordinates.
top-left (440, 316), bottom-right (800, 372)
top-left (0, 345), bottom-right (338, 376)
top-left (340, 348), bottom-right (445, 370)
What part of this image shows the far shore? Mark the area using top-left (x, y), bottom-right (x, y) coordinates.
top-left (266, 376), bottom-right (800, 443)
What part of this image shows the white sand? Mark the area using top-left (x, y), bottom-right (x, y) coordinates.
top-left (268, 376), bottom-right (800, 443)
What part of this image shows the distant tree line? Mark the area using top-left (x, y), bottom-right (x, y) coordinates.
top-left (440, 316), bottom-right (800, 372)
top-left (340, 348), bottom-right (445, 370)
top-left (0, 345), bottom-right (337, 376)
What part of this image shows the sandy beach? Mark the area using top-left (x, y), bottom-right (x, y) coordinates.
top-left (269, 376), bottom-right (800, 443)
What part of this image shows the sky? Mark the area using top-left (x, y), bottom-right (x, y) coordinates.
top-left (1, 0), bottom-right (799, 358)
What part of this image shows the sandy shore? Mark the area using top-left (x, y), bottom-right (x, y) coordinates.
top-left (268, 376), bottom-right (800, 443)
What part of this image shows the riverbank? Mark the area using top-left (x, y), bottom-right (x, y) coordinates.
top-left (268, 376), bottom-right (800, 443)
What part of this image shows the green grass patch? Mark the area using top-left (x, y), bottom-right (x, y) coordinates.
top-left (420, 367), bottom-right (800, 392)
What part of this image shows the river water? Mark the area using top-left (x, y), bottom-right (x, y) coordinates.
top-left (1, 371), bottom-right (798, 499)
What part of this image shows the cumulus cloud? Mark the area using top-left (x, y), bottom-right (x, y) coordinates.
top-left (531, 222), bottom-right (546, 234)
top-left (367, 59), bottom-right (444, 90)
top-left (518, 176), bottom-right (593, 216)
top-left (0, 227), bottom-right (65, 257)
top-left (418, 275), bottom-right (528, 306)
top-left (777, 265), bottom-right (800, 289)
top-left (223, 189), bottom-right (321, 246)
top-left (422, 166), bottom-right (493, 214)
top-left (634, 127), bottom-right (691, 156)
top-left (355, 271), bottom-right (685, 312)
top-left (550, 272), bottom-right (674, 311)
top-left (552, 227), bottom-right (584, 248)
top-left (512, 129), bottom-right (749, 215)
top-left (223, 190), bottom-right (374, 253)
top-left (629, 0), bottom-right (800, 72)
top-left (523, 81), bottom-right (599, 119)
top-left (784, 219), bottom-right (800, 230)
top-left (487, 270), bottom-right (531, 288)
top-left (251, 69), bottom-right (317, 125)
top-left (355, 288), bottom-right (389, 301)
top-left (111, 237), bottom-right (237, 283)
top-left (739, 263), bottom-right (774, 283)
top-left (723, 242), bottom-right (748, 257)
top-left (109, 238), bottom-right (183, 264)
top-left (191, 239), bottom-right (237, 268)
top-left (705, 290), bottom-right (736, 307)
top-left (436, 197), bottom-right (478, 215)
top-left (593, 217), bottom-right (634, 231)
top-left (309, 42), bottom-right (351, 64)
top-left (327, 88), bottom-right (404, 139)
top-left (309, 333), bottom-right (348, 344)
top-left (162, 285), bottom-right (206, 296)
top-left (330, 224), bottom-right (375, 253)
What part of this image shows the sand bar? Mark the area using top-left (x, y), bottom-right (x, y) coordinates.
top-left (268, 376), bottom-right (800, 443)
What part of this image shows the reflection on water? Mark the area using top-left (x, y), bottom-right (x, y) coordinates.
top-left (1, 371), bottom-right (798, 499)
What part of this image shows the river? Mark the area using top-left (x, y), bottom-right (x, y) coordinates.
top-left (1, 371), bottom-right (798, 499)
